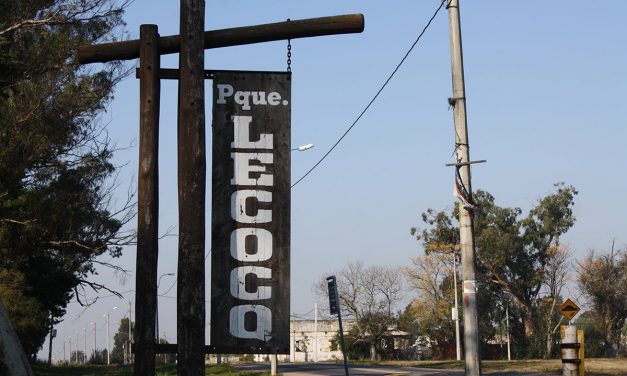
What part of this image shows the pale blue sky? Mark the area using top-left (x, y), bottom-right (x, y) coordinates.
top-left (41, 0), bottom-right (627, 360)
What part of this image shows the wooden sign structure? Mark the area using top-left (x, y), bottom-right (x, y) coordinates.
top-left (76, 5), bottom-right (363, 376)
top-left (211, 71), bottom-right (291, 354)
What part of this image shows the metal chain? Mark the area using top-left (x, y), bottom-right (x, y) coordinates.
top-left (286, 19), bottom-right (292, 72)
top-left (287, 39), bottom-right (292, 72)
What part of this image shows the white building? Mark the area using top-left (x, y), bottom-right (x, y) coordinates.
top-left (288, 319), bottom-right (355, 362)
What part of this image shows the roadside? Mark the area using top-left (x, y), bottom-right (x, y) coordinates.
top-left (379, 358), bottom-right (627, 376)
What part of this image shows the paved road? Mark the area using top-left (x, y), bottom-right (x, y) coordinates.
top-left (232, 362), bottom-right (552, 376)
top-left (232, 362), bottom-right (463, 376)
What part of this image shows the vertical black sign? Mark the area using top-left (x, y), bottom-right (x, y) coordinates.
top-left (211, 71), bottom-right (291, 354)
top-left (327, 276), bottom-right (339, 315)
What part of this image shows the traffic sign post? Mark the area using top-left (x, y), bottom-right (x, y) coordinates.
top-left (327, 276), bottom-right (349, 376)
top-left (560, 299), bottom-right (581, 322)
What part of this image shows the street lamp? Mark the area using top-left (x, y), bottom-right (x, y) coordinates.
top-left (103, 306), bottom-right (118, 365)
top-left (291, 143), bottom-right (314, 152)
top-left (156, 272), bottom-right (175, 342)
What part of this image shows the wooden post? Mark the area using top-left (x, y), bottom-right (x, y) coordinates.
top-left (135, 24), bottom-right (160, 376)
top-left (177, 0), bottom-right (206, 374)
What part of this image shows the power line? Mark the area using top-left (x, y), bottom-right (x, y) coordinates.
top-left (291, 0), bottom-right (448, 188)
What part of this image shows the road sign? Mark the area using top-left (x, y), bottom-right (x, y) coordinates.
top-left (560, 298), bottom-right (580, 320)
top-left (327, 276), bottom-right (340, 315)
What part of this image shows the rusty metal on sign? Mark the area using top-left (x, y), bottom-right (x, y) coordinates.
top-left (560, 298), bottom-right (580, 320)
top-left (211, 71), bottom-right (291, 354)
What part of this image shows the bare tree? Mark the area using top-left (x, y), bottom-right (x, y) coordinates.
top-left (315, 261), bottom-right (404, 360)
top-left (578, 241), bottom-right (627, 356)
top-left (540, 245), bottom-right (571, 358)
top-left (402, 252), bottom-right (456, 351)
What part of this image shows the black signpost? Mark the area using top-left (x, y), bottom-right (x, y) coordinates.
top-left (327, 276), bottom-right (349, 376)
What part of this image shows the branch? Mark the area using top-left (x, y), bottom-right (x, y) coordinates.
top-left (0, 10), bottom-right (63, 36)
top-left (77, 279), bottom-right (123, 303)
top-left (0, 218), bottom-right (36, 225)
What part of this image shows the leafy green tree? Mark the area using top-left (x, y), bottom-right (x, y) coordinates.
top-left (577, 242), bottom-right (626, 356)
top-left (110, 317), bottom-right (134, 364)
top-left (413, 183), bottom-right (577, 357)
top-left (88, 348), bottom-right (108, 365)
top-left (0, 0), bottom-right (132, 357)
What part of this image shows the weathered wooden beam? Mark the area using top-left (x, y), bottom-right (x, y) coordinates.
top-left (134, 24), bottom-right (160, 376)
top-left (177, 0), bottom-right (206, 374)
top-left (76, 14), bottom-right (364, 64)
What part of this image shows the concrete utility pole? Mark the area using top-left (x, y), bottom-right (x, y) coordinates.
top-left (506, 305), bottom-right (511, 361)
top-left (105, 314), bottom-right (110, 365)
top-left (83, 328), bottom-right (87, 364)
top-left (314, 303), bottom-right (319, 362)
top-left (93, 322), bottom-right (96, 362)
top-left (446, 1), bottom-right (481, 375)
top-left (128, 300), bottom-right (132, 365)
top-left (452, 251), bottom-right (461, 361)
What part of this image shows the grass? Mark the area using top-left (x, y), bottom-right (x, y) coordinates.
top-left (31, 358), bottom-right (626, 375)
top-left (31, 363), bottom-right (269, 376)
top-left (382, 358), bottom-right (627, 375)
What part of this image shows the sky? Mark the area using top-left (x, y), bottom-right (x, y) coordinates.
top-left (39, 0), bottom-right (627, 361)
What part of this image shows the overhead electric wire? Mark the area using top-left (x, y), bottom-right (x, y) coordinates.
top-left (291, 0), bottom-right (448, 188)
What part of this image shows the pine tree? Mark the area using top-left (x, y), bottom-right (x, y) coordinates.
top-left (0, 0), bottom-right (133, 356)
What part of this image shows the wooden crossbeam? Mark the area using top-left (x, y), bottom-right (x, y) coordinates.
top-left (77, 14), bottom-right (364, 64)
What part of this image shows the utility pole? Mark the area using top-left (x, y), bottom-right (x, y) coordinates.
top-left (106, 314), bottom-right (110, 365)
top-left (314, 303), bottom-right (319, 362)
top-left (128, 300), bottom-right (132, 365)
top-left (446, 1), bottom-right (481, 375)
top-left (93, 322), bottom-right (96, 363)
top-left (452, 251), bottom-right (461, 361)
top-left (506, 305), bottom-right (511, 361)
top-left (83, 328), bottom-right (87, 364)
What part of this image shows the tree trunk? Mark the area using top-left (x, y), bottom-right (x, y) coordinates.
top-left (370, 342), bottom-right (377, 361)
top-left (545, 329), bottom-right (553, 359)
top-left (522, 308), bottom-right (534, 338)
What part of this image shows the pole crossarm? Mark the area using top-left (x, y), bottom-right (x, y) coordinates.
top-left (77, 14), bottom-right (364, 64)
top-left (445, 159), bottom-right (486, 167)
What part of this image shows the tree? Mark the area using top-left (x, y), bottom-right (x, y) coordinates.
top-left (402, 252), bottom-right (457, 356)
top-left (577, 241), bottom-right (627, 356)
top-left (110, 317), bottom-right (134, 364)
top-left (414, 183), bottom-right (577, 356)
top-left (89, 348), bottom-right (108, 365)
top-left (539, 245), bottom-right (571, 358)
top-left (315, 261), bottom-right (403, 360)
top-left (0, 0), bottom-right (133, 357)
